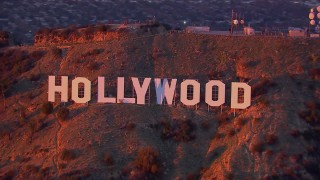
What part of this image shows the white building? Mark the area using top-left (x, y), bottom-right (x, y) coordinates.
top-left (244, 27), bottom-right (255, 35)
top-left (288, 27), bottom-right (306, 37)
top-left (185, 26), bottom-right (210, 33)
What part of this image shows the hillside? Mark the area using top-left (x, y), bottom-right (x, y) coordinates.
top-left (0, 33), bottom-right (320, 179)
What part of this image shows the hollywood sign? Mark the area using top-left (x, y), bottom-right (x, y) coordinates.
top-left (48, 76), bottom-right (251, 109)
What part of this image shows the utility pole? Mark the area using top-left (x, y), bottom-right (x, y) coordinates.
top-left (230, 10), bottom-right (235, 34)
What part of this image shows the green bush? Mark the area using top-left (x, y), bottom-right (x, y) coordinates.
top-left (41, 102), bottom-right (53, 115)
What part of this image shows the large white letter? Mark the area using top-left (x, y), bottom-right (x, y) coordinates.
top-left (48, 76), bottom-right (68, 102)
top-left (154, 78), bottom-right (177, 105)
top-left (205, 80), bottom-right (225, 107)
top-left (132, 77), bottom-right (151, 105)
top-left (231, 82), bottom-right (251, 109)
top-left (180, 80), bottom-right (200, 106)
top-left (117, 77), bottom-right (135, 104)
top-left (72, 77), bottom-right (91, 104)
top-left (97, 77), bottom-right (116, 103)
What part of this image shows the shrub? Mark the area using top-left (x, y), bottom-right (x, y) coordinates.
top-left (306, 145), bottom-right (317, 155)
top-left (148, 123), bottom-right (160, 129)
top-left (218, 113), bottom-right (229, 125)
top-left (81, 49), bottom-right (103, 58)
top-left (60, 149), bottom-right (78, 161)
top-left (28, 118), bottom-right (43, 135)
top-left (41, 102), bottom-right (53, 115)
top-left (308, 68), bottom-right (320, 80)
top-left (265, 149), bottom-right (274, 156)
top-left (303, 159), bottom-right (320, 177)
top-left (252, 79), bottom-right (276, 97)
top-left (234, 118), bottom-right (246, 128)
top-left (290, 129), bottom-right (300, 138)
top-left (19, 109), bottom-right (27, 125)
top-left (125, 122), bottom-right (135, 130)
top-left (0, 126), bottom-right (11, 140)
top-left (96, 25), bottom-right (110, 32)
top-left (29, 50), bottom-right (46, 60)
top-left (187, 173), bottom-right (200, 180)
top-left (29, 73), bottom-right (41, 81)
top-left (103, 153), bottom-right (114, 166)
top-left (134, 147), bottom-right (161, 174)
top-left (28, 119), bottom-right (37, 134)
top-left (12, 60), bottom-right (33, 74)
top-left (59, 163), bottom-right (67, 169)
top-left (301, 129), bottom-right (318, 141)
top-left (298, 101), bottom-right (320, 125)
top-left (299, 110), bottom-right (319, 124)
top-left (51, 47), bottom-right (62, 58)
top-left (253, 118), bottom-right (261, 124)
top-left (173, 120), bottom-right (196, 142)
top-left (227, 128), bottom-right (236, 137)
top-left (57, 107), bottom-right (69, 121)
top-left (305, 101), bottom-right (320, 110)
top-left (87, 61), bottom-right (100, 71)
top-left (160, 119), bottom-right (196, 142)
top-left (201, 120), bottom-right (210, 130)
top-left (160, 120), bottom-right (173, 140)
top-left (266, 133), bottom-right (278, 145)
top-left (3, 169), bottom-right (16, 180)
top-left (214, 133), bottom-right (224, 140)
top-left (249, 137), bottom-right (265, 153)
top-left (257, 97), bottom-right (269, 107)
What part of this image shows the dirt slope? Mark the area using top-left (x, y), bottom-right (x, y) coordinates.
top-left (0, 33), bottom-right (319, 179)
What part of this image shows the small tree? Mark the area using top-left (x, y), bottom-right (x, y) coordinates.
top-left (28, 118), bottom-right (43, 142)
top-left (19, 109), bottom-right (27, 126)
top-left (103, 153), bottom-right (114, 166)
top-left (134, 147), bottom-right (161, 174)
top-left (57, 107), bottom-right (69, 121)
top-left (41, 102), bottom-right (53, 115)
top-left (60, 149), bottom-right (77, 161)
top-left (1, 84), bottom-right (6, 108)
top-left (51, 47), bottom-right (62, 58)
top-left (87, 61), bottom-right (100, 71)
top-left (266, 133), bottom-right (278, 145)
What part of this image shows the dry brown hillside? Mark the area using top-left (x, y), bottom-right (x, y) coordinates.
top-left (0, 33), bottom-right (320, 179)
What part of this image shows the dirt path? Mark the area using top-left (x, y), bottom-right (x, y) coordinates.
top-left (52, 117), bottom-right (62, 178)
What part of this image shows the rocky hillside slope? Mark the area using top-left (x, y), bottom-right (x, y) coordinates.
top-left (0, 33), bottom-right (319, 179)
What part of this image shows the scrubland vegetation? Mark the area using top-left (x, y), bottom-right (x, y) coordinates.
top-left (0, 33), bottom-right (319, 179)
